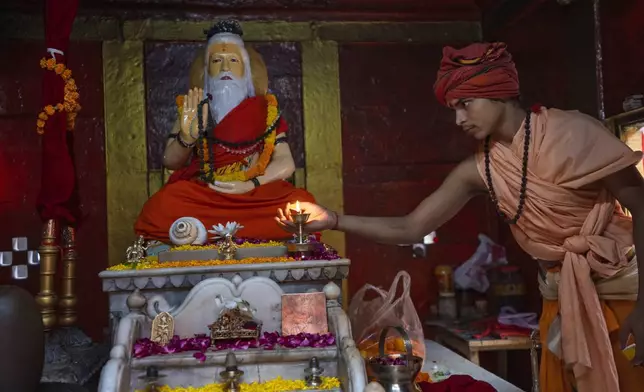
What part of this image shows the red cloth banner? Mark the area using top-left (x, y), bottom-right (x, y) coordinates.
top-left (36, 0), bottom-right (80, 223)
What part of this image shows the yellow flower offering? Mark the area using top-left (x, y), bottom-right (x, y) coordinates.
top-left (106, 256), bottom-right (297, 271)
top-left (170, 241), bottom-right (284, 252)
top-left (138, 376), bottom-right (340, 392)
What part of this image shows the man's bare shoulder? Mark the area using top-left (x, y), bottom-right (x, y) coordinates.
top-left (447, 156), bottom-right (487, 194)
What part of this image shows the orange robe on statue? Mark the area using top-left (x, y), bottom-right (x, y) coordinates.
top-left (135, 96), bottom-right (316, 241)
top-left (477, 107), bottom-right (644, 392)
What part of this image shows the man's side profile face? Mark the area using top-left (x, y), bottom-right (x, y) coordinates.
top-left (449, 97), bottom-right (505, 140)
top-left (208, 42), bottom-right (245, 79)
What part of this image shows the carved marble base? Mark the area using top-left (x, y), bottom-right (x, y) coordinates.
top-left (98, 275), bottom-right (365, 392)
top-left (100, 259), bottom-right (350, 343)
top-left (41, 327), bottom-right (110, 385)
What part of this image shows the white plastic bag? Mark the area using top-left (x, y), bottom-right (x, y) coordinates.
top-left (349, 271), bottom-right (425, 361)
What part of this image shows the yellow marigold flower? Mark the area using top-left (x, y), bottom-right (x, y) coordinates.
top-left (62, 69), bottom-right (72, 80)
top-left (106, 256), bottom-right (296, 271)
top-left (170, 244), bottom-right (219, 252)
top-left (56, 103), bottom-right (64, 111)
top-left (135, 376), bottom-right (340, 392)
top-left (38, 112), bottom-right (48, 120)
top-left (37, 120), bottom-right (45, 128)
top-left (46, 58), bottom-right (56, 69)
top-left (54, 63), bottom-right (65, 74)
top-left (40, 58), bottom-right (47, 68)
top-left (44, 105), bottom-right (56, 115)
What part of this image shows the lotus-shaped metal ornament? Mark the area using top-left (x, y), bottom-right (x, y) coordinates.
top-left (208, 221), bottom-right (244, 240)
top-left (208, 222), bottom-right (244, 260)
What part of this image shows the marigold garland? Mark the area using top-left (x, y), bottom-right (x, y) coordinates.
top-left (208, 94), bottom-right (278, 182)
top-left (136, 376), bottom-right (341, 392)
top-left (170, 240), bottom-right (284, 252)
top-left (106, 256), bottom-right (297, 271)
top-left (176, 94), bottom-right (279, 183)
top-left (37, 57), bottom-right (81, 135)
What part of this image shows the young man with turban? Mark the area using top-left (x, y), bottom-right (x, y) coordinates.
top-left (277, 42), bottom-right (644, 391)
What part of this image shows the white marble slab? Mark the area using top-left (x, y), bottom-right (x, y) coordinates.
top-left (423, 340), bottom-right (522, 392)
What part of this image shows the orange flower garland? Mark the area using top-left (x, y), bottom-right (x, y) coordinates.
top-left (203, 94), bottom-right (278, 182)
top-left (106, 256), bottom-right (297, 271)
top-left (175, 94), bottom-right (279, 183)
top-left (37, 57), bottom-right (81, 135)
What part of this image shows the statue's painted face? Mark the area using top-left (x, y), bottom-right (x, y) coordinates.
top-left (208, 42), bottom-right (245, 79)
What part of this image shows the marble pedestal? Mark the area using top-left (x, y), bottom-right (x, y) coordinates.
top-left (98, 274), bottom-right (366, 392)
top-left (99, 259), bottom-right (350, 343)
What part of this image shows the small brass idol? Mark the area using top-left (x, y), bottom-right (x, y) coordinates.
top-left (126, 235), bottom-right (148, 263)
top-left (151, 311), bottom-right (175, 346)
top-left (220, 351), bottom-right (244, 392)
top-left (219, 233), bottom-right (237, 260)
top-left (208, 307), bottom-right (262, 343)
top-left (208, 222), bottom-right (243, 260)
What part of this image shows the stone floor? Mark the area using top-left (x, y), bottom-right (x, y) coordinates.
top-left (41, 327), bottom-right (108, 391)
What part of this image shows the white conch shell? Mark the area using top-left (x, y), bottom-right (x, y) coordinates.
top-left (169, 217), bottom-right (207, 245)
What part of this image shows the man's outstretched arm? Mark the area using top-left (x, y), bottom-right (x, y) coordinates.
top-left (277, 157), bottom-right (487, 243)
top-left (334, 156), bottom-right (487, 244)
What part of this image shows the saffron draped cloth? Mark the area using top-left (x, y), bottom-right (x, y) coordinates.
top-left (478, 108), bottom-right (643, 392)
top-left (135, 96), bottom-right (315, 241)
top-left (434, 42), bottom-right (644, 391)
top-left (37, 0), bottom-right (80, 223)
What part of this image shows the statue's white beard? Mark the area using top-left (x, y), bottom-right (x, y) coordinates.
top-left (207, 72), bottom-right (249, 123)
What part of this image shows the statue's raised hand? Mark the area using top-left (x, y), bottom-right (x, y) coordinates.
top-left (180, 88), bottom-right (209, 144)
top-left (275, 202), bottom-right (338, 233)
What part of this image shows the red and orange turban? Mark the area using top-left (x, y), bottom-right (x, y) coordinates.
top-left (433, 42), bottom-right (520, 106)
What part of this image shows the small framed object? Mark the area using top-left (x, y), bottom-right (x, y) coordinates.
top-left (281, 292), bottom-right (328, 336)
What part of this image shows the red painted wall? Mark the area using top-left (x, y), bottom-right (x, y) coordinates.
top-left (0, 41), bottom-right (108, 341)
top-left (339, 42), bottom-right (498, 319)
top-left (600, 0), bottom-right (644, 117)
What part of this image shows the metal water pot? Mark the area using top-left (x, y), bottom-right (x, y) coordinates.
top-left (367, 326), bottom-right (423, 392)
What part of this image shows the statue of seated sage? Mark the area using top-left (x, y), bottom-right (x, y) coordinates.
top-left (134, 20), bottom-right (316, 242)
